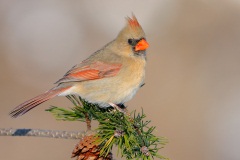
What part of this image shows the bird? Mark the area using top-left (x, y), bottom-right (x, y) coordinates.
top-left (10, 15), bottom-right (149, 118)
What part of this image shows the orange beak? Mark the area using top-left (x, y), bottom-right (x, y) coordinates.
top-left (135, 39), bottom-right (149, 51)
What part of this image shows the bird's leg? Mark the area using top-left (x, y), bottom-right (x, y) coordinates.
top-left (108, 103), bottom-right (132, 118)
top-left (109, 103), bottom-right (126, 113)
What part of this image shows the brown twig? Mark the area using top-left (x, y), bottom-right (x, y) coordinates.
top-left (84, 112), bottom-right (91, 131)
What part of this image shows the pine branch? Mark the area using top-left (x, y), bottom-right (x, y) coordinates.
top-left (47, 96), bottom-right (169, 160)
top-left (5, 96), bottom-right (168, 159)
top-left (0, 128), bottom-right (85, 139)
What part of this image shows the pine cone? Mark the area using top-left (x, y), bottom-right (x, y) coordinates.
top-left (71, 134), bottom-right (112, 160)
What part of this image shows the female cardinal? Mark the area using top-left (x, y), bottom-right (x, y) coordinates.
top-left (10, 15), bottom-right (149, 117)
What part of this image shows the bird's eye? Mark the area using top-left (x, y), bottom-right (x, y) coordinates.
top-left (128, 39), bottom-right (133, 46)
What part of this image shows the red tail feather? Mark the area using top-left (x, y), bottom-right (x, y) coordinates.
top-left (10, 86), bottom-right (71, 118)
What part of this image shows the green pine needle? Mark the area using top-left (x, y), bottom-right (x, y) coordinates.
top-left (46, 96), bottom-right (168, 159)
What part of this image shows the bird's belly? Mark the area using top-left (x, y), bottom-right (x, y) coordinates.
top-left (70, 75), bottom-right (143, 107)
top-left (68, 58), bottom-right (146, 107)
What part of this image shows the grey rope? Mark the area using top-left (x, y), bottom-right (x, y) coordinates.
top-left (0, 128), bottom-right (85, 139)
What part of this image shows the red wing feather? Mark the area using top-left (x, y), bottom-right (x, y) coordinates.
top-left (56, 61), bottom-right (122, 83)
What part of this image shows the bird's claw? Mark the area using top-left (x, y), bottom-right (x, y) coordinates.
top-left (109, 103), bottom-right (126, 114)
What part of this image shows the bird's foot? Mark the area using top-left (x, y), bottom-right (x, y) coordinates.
top-left (109, 103), bottom-right (133, 121)
top-left (109, 103), bottom-right (127, 114)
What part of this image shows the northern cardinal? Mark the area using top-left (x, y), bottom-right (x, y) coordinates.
top-left (10, 15), bottom-right (149, 117)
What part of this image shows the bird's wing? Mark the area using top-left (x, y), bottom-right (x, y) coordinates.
top-left (55, 61), bottom-right (122, 84)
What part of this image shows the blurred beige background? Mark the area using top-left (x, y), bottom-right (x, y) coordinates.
top-left (1, 0), bottom-right (240, 160)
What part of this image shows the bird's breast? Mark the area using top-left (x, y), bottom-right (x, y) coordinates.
top-left (114, 58), bottom-right (146, 102)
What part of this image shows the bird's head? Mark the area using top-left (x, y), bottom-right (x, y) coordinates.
top-left (114, 15), bottom-right (149, 57)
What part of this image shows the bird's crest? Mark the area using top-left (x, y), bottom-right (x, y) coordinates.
top-left (116, 14), bottom-right (146, 44)
top-left (126, 15), bottom-right (141, 29)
